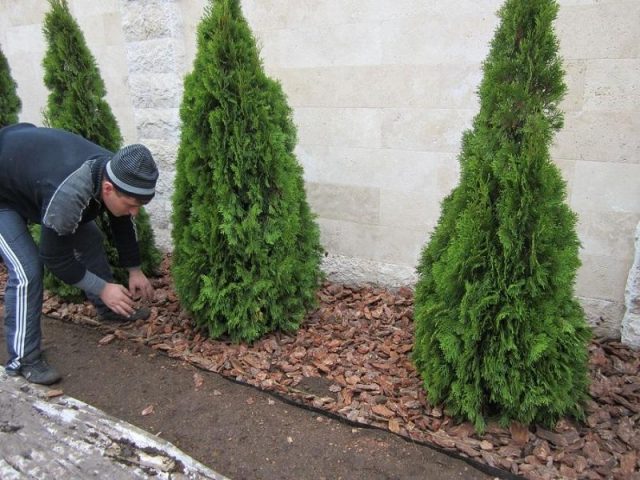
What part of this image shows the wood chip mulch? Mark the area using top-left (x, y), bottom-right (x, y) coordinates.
top-left (1, 255), bottom-right (638, 480)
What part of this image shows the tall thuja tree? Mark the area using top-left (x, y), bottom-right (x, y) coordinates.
top-left (40, 0), bottom-right (161, 300)
top-left (413, 0), bottom-right (591, 431)
top-left (172, 0), bottom-right (322, 342)
top-left (0, 43), bottom-right (21, 127)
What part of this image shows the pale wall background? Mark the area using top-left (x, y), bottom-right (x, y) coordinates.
top-left (0, 0), bottom-right (638, 339)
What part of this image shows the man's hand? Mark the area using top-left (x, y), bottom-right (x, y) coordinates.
top-left (99, 283), bottom-right (135, 317)
top-left (128, 268), bottom-right (154, 302)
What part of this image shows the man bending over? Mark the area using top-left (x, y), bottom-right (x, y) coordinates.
top-left (0, 123), bottom-right (159, 385)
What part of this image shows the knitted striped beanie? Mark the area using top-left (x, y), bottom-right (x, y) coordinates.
top-left (105, 144), bottom-right (158, 201)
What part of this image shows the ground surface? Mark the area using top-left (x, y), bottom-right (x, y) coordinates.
top-left (0, 366), bottom-right (223, 479)
top-left (1, 256), bottom-right (639, 479)
top-left (0, 317), bottom-right (490, 480)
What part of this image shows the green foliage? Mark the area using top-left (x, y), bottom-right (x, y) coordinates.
top-left (41, 0), bottom-right (161, 301)
top-left (413, 0), bottom-right (591, 431)
top-left (172, 0), bottom-right (322, 342)
top-left (0, 43), bottom-right (21, 128)
top-left (42, 0), bottom-right (121, 150)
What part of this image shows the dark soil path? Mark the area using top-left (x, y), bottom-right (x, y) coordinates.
top-left (0, 316), bottom-right (492, 480)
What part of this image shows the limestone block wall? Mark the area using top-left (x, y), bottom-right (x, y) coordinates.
top-left (242, 1), bottom-right (496, 287)
top-left (119, 0), bottom-right (186, 248)
top-left (552, 0), bottom-right (640, 337)
top-left (0, 0), bottom-right (638, 339)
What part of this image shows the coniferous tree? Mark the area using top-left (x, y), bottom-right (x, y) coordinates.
top-left (39, 0), bottom-right (161, 300)
top-left (0, 43), bottom-right (21, 127)
top-left (172, 0), bottom-right (322, 342)
top-left (413, 0), bottom-right (591, 431)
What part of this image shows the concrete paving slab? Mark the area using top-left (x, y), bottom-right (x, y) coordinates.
top-left (0, 368), bottom-right (227, 479)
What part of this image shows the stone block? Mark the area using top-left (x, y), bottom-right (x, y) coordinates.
top-left (151, 169), bottom-right (176, 197)
top-left (245, 0), bottom-right (371, 31)
top-left (144, 163), bottom-right (175, 251)
top-left (295, 144), bottom-right (459, 194)
top-left (551, 159), bottom-right (576, 199)
top-left (321, 253), bottom-right (418, 288)
top-left (370, 0), bottom-right (503, 20)
top-left (111, 105), bottom-right (138, 145)
top-left (576, 211), bottom-right (638, 260)
top-left (579, 296), bottom-right (624, 340)
top-left (269, 64), bottom-right (483, 109)
top-left (622, 312), bottom-right (640, 348)
top-left (556, 3), bottom-right (640, 59)
top-left (244, 0), bottom-right (503, 32)
top-left (379, 189), bottom-right (441, 230)
top-left (372, 226), bottom-right (425, 266)
top-left (2, 0), bottom-right (48, 27)
top-left (560, 1), bottom-right (618, 5)
top-left (102, 12), bottom-right (127, 46)
top-left (126, 38), bottom-right (179, 74)
top-left (257, 22), bottom-right (383, 68)
top-left (583, 59), bottom-right (640, 112)
top-left (622, 221), bottom-right (640, 347)
top-left (380, 108), bottom-right (474, 153)
top-left (178, 0), bottom-right (207, 71)
top-left (576, 254), bottom-right (630, 301)
top-left (144, 200), bottom-right (172, 250)
top-left (95, 46), bottom-right (130, 93)
top-left (293, 107), bottom-right (383, 149)
top-left (0, 17), bottom-right (6, 46)
top-left (553, 111), bottom-right (640, 164)
top-left (140, 138), bottom-right (179, 170)
top-left (380, 12), bottom-right (497, 65)
top-left (571, 161), bottom-right (640, 213)
top-left (387, 64), bottom-right (482, 110)
top-left (317, 218), bottom-right (424, 266)
top-left (74, 14), bottom-right (106, 48)
top-left (3, 24), bottom-right (45, 54)
top-left (244, 0), bottom-right (379, 32)
top-left (316, 218), bottom-right (375, 261)
top-left (264, 66), bottom-right (362, 108)
top-left (306, 182), bottom-right (380, 224)
top-left (5, 54), bottom-right (47, 123)
top-left (134, 108), bottom-right (181, 140)
top-left (128, 73), bottom-right (183, 109)
top-left (120, 0), bottom-right (178, 42)
top-left (69, 0), bottom-right (119, 18)
top-left (561, 60), bottom-right (587, 112)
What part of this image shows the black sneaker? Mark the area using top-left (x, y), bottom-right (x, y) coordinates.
top-left (99, 306), bottom-right (151, 323)
top-left (6, 352), bottom-right (61, 385)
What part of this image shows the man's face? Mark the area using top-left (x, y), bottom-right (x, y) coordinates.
top-left (101, 181), bottom-right (144, 217)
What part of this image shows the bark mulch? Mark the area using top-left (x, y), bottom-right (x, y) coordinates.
top-left (2, 255), bottom-right (639, 480)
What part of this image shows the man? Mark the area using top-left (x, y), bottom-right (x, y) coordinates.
top-left (0, 123), bottom-right (159, 385)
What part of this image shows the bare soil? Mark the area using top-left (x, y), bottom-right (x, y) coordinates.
top-left (0, 316), bottom-right (491, 480)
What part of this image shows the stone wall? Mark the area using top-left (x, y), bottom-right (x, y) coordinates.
top-left (120, 0), bottom-right (186, 248)
top-left (0, 0), bottom-right (638, 340)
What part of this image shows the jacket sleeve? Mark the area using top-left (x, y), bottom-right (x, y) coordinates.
top-left (108, 212), bottom-right (141, 269)
top-left (39, 225), bottom-right (106, 296)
